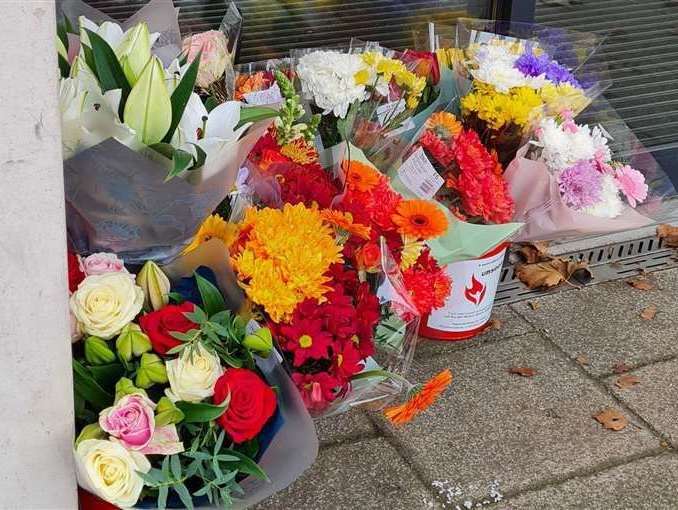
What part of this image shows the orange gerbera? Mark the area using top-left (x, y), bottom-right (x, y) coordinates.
top-left (392, 199), bottom-right (448, 240)
top-left (342, 160), bottom-right (381, 192)
top-left (425, 111), bottom-right (462, 139)
top-left (321, 209), bottom-right (372, 240)
top-left (384, 369), bottom-right (453, 425)
top-left (280, 138), bottom-right (319, 165)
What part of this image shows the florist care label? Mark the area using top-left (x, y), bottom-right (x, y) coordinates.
top-left (244, 83), bottom-right (283, 105)
top-left (397, 147), bottom-right (444, 200)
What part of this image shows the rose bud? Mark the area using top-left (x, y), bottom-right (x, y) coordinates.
top-left (116, 323), bottom-right (152, 361)
top-left (243, 327), bottom-right (273, 357)
top-left (75, 423), bottom-right (107, 448)
top-left (84, 336), bottom-right (116, 365)
top-left (136, 261), bottom-right (170, 312)
top-left (115, 377), bottom-right (148, 402)
top-left (135, 353), bottom-right (168, 389)
top-left (154, 396), bottom-right (184, 427)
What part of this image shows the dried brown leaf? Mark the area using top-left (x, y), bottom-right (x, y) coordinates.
top-left (627, 277), bottom-right (655, 291)
top-left (516, 257), bottom-right (591, 290)
top-left (575, 354), bottom-right (590, 366)
top-left (516, 241), bottom-right (551, 264)
top-left (508, 366), bottom-right (537, 377)
top-left (612, 361), bottom-right (631, 374)
top-left (528, 301), bottom-right (541, 310)
top-left (593, 408), bottom-right (628, 431)
top-left (640, 305), bottom-right (657, 320)
top-left (484, 319), bottom-right (502, 332)
top-left (657, 224), bottom-right (678, 247)
top-left (615, 374), bottom-right (640, 389)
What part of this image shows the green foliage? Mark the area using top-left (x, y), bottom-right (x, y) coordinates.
top-left (163, 51), bottom-right (202, 143)
top-left (175, 401), bottom-right (227, 423)
top-left (73, 359), bottom-right (114, 411)
top-left (84, 29), bottom-right (131, 118)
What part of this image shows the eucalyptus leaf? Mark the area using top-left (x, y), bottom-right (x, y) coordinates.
top-left (221, 449), bottom-right (269, 481)
top-left (124, 56), bottom-right (172, 145)
top-left (174, 483), bottom-right (194, 510)
top-left (158, 484), bottom-right (168, 510)
top-left (184, 307), bottom-right (208, 325)
top-left (170, 454), bottom-right (182, 479)
top-left (168, 291), bottom-right (185, 304)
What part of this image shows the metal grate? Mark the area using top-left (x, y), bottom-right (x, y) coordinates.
top-left (495, 235), bottom-right (678, 305)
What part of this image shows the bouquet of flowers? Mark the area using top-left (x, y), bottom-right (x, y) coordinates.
top-left (69, 251), bottom-right (317, 509)
top-left (505, 112), bottom-right (656, 240)
top-left (446, 18), bottom-right (611, 166)
top-left (57, 10), bottom-right (276, 263)
top-left (292, 44), bottom-right (426, 170)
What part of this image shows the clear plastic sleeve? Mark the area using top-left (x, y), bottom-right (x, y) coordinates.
top-left (64, 119), bottom-right (272, 264)
top-left (230, 58), bottom-right (292, 103)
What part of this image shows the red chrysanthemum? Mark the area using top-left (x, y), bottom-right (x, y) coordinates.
top-left (419, 130), bottom-right (455, 167)
top-left (278, 317), bottom-right (334, 367)
top-left (270, 161), bottom-right (340, 209)
top-left (402, 248), bottom-right (452, 315)
top-left (292, 372), bottom-right (342, 412)
top-left (331, 339), bottom-right (365, 379)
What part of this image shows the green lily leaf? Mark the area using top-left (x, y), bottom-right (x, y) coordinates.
top-left (124, 56), bottom-right (172, 145)
top-left (58, 54), bottom-right (71, 79)
top-left (188, 143), bottom-right (207, 169)
top-left (163, 51), bottom-right (202, 143)
top-left (116, 22), bottom-right (152, 86)
top-left (164, 149), bottom-right (194, 182)
top-left (85, 29), bottom-right (130, 117)
top-left (235, 106), bottom-right (278, 130)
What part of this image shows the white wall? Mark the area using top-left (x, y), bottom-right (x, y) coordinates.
top-left (0, 1), bottom-right (77, 508)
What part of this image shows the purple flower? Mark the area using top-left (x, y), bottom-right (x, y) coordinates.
top-left (515, 49), bottom-right (581, 87)
top-left (558, 160), bottom-right (603, 209)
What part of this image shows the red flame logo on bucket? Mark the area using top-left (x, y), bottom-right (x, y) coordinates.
top-left (464, 275), bottom-right (486, 305)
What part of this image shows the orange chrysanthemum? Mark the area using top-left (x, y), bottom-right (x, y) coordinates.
top-left (342, 160), bottom-right (381, 192)
top-left (425, 111), bottom-right (462, 140)
top-left (392, 199), bottom-right (448, 240)
top-left (234, 72), bottom-right (268, 101)
top-left (321, 209), bottom-right (372, 240)
top-left (384, 369), bottom-right (453, 425)
top-left (280, 138), bottom-right (319, 165)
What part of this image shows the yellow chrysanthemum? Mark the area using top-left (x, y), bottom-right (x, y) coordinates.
top-left (399, 235), bottom-right (425, 270)
top-left (280, 138), bottom-right (319, 165)
top-left (182, 214), bottom-right (238, 255)
top-left (540, 83), bottom-right (590, 116)
top-left (230, 204), bottom-right (343, 323)
top-left (462, 84), bottom-right (542, 130)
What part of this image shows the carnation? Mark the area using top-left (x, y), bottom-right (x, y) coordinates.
top-left (296, 50), bottom-right (369, 118)
top-left (580, 173), bottom-right (624, 218)
top-left (558, 160), bottom-right (604, 210)
top-left (538, 118), bottom-right (610, 171)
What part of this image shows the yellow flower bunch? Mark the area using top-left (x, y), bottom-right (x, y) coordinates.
top-left (230, 203), bottom-right (343, 323)
top-left (540, 83), bottom-right (590, 116)
top-left (461, 83), bottom-right (542, 130)
top-left (357, 51), bottom-right (426, 109)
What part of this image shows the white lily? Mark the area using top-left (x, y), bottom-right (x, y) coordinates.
top-left (172, 94), bottom-right (252, 166)
top-left (78, 16), bottom-right (124, 50)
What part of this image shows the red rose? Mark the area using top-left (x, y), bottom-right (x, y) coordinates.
top-left (401, 50), bottom-right (440, 85)
top-left (355, 242), bottom-right (381, 270)
top-left (139, 302), bottom-right (197, 355)
top-left (68, 251), bottom-right (85, 293)
top-left (213, 368), bottom-right (277, 443)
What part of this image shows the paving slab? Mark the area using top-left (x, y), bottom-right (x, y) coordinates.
top-left (500, 454), bottom-right (678, 509)
top-left (416, 305), bottom-right (534, 359)
top-left (371, 334), bottom-right (660, 506)
top-left (253, 437), bottom-right (433, 510)
top-left (512, 268), bottom-right (678, 377)
top-left (315, 409), bottom-right (377, 445)
top-left (604, 358), bottom-right (678, 446)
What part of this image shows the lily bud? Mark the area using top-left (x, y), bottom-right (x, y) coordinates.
top-left (114, 377), bottom-right (147, 402)
top-left (136, 353), bottom-right (168, 389)
top-left (243, 327), bottom-right (273, 357)
top-left (136, 260), bottom-right (171, 311)
top-left (75, 423), bottom-right (106, 448)
top-left (115, 323), bottom-right (151, 361)
top-left (155, 396), bottom-right (185, 427)
top-left (84, 336), bottom-right (116, 365)
top-left (116, 22), bottom-right (152, 85)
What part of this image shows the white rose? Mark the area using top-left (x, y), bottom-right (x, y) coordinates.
top-left (75, 439), bottom-right (150, 509)
top-left (166, 342), bottom-right (223, 402)
top-left (70, 272), bottom-right (144, 339)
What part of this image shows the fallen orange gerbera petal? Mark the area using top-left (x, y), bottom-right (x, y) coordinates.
top-left (384, 369), bottom-right (453, 425)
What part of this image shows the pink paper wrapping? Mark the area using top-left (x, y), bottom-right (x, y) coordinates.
top-left (505, 146), bottom-right (652, 242)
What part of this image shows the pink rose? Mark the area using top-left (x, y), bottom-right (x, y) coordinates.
top-left (80, 252), bottom-right (128, 277)
top-left (615, 165), bottom-right (648, 208)
top-left (182, 30), bottom-right (230, 89)
top-left (99, 394), bottom-right (155, 450)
